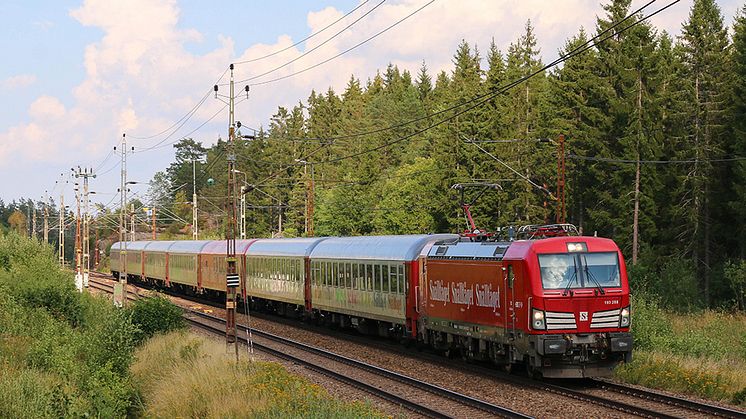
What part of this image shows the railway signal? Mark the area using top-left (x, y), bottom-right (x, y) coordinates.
top-left (214, 63), bottom-right (250, 359)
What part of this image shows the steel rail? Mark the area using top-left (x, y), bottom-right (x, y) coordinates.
top-left (592, 379), bottom-right (746, 419)
top-left (186, 309), bottom-right (532, 419)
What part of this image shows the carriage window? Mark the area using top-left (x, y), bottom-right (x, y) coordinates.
top-left (374, 264), bottom-right (381, 292)
top-left (507, 265), bottom-right (514, 288)
top-left (390, 265), bottom-right (399, 293)
top-left (352, 264), bottom-right (359, 289)
top-left (382, 264), bottom-right (390, 293)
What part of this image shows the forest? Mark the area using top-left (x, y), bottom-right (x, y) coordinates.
top-left (2, 0), bottom-right (746, 311)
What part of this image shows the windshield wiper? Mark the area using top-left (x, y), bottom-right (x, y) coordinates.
top-left (582, 255), bottom-right (606, 295)
top-left (562, 257), bottom-right (579, 296)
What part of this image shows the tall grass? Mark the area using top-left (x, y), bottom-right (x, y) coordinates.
top-left (131, 332), bottom-right (385, 418)
top-left (617, 294), bottom-right (746, 406)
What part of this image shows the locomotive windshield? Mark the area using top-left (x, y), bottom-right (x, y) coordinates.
top-left (538, 252), bottom-right (621, 290)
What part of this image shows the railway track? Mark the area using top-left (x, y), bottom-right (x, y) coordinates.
top-left (88, 275), bottom-right (530, 419)
top-left (88, 274), bottom-right (746, 418)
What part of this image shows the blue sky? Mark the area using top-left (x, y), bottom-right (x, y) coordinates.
top-left (0, 0), bottom-right (741, 211)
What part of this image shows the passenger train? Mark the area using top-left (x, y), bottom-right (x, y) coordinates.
top-left (110, 225), bottom-right (632, 378)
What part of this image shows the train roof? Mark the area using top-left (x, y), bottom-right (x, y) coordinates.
top-left (111, 241), bottom-right (151, 251)
top-left (246, 237), bottom-right (327, 257)
top-left (201, 239), bottom-right (257, 254)
top-left (144, 241), bottom-right (177, 252)
top-left (427, 240), bottom-right (512, 260)
top-left (310, 234), bottom-right (459, 261)
top-left (166, 240), bottom-right (213, 254)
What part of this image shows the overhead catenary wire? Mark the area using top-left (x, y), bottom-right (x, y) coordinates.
top-left (233, 0), bottom-right (372, 65)
top-left (236, 0), bottom-right (435, 87)
top-left (234, 0), bottom-right (386, 82)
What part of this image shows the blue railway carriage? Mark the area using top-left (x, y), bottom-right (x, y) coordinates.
top-left (309, 235), bottom-right (457, 335)
top-left (245, 238), bottom-right (326, 313)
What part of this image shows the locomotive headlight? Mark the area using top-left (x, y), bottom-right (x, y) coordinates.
top-left (532, 309), bottom-right (546, 330)
top-left (620, 306), bottom-right (630, 327)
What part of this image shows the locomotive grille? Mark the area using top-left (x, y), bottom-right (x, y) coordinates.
top-left (545, 311), bottom-right (577, 330)
top-left (590, 308), bottom-right (620, 328)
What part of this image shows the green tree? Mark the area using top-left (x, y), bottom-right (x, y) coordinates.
top-left (672, 0), bottom-right (729, 304)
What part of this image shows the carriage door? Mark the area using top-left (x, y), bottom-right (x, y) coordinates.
top-left (504, 262), bottom-right (517, 337)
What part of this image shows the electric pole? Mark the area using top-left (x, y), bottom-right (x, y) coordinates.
top-left (152, 207), bottom-right (157, 239)
top-left (193, 159), bottom-right (199, 240)
top-left (31, 204), bottom-right (37, 240)
top-left (59, 193), bottom-right (65, 268)
top-left (74, 167), bottom-right (95, 289)
top-left (74, 181), bottom-right (83, 292)
top-left (296, 159), bottom-right (315, 237)
top-left (214, 63), bottom-right (248, 359)
top-left (555, 134), bottom-right (566, 225)
top-left (130, 203), bottom-right (135, 241)
top-left (240, 185), bottom-right (246, 239)
top-left (43, 192), bottom-right (49, 244)
top-left (115, 133), bottom-right (132, 307)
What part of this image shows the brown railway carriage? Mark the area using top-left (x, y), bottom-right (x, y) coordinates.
top-left (200, 240), bottom-right (255, 294)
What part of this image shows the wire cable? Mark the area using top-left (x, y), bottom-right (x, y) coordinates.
top-left (233, 0), bottom-right (386, 83)
top-left (237, 0), bottom-right (434, 86)
top-left (234, 0), bottom-right (374, 65)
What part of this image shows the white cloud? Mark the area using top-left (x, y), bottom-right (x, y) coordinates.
top-left (1, 74), bottom-right (37, 90)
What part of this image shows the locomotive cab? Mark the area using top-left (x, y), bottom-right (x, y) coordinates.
top-left (514, 236), bottom-right (633, 378)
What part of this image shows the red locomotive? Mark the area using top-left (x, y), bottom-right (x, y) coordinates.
top-left (110, 224), bottom-right (631, 378)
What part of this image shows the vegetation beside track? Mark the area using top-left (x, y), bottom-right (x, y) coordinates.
top-left (0, 233), bottom-right (383, 417)
top-left (131, 331), bottom-right (384, 418)
top-left (616, 293), bottom-right (746, 406)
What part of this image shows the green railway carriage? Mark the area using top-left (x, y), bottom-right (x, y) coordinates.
top-left (244, 238), bottom-right (326, 308)
top-left (142, 241), bottom-right (175, 282)
top-left (166, 240), bottom-right (211, 288)
top-left (110, 241), bottom-right (150, 279)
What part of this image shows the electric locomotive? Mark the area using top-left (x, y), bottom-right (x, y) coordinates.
top-left (419, 224), bottom-right (632, 378)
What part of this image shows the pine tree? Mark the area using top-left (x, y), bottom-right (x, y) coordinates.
top-left (674, 0), bottom-right (729, 304)
top-left (730, 6), bottom-right (746, 259)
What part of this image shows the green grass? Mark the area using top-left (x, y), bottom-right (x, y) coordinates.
top-left (131, 331), bottom-right (385, 418)
top-left (616, 294), bottom-right (746, 406)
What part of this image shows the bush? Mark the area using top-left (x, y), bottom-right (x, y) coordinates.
top-left (128, 293), bottom-right (185, 344)
top-left (0, 233), bottom-right (139, 417)
top-left (629, 294), bottom-right (673, 350)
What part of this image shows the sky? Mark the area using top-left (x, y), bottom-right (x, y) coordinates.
top-left (0, 0), bottom-right (742, 211)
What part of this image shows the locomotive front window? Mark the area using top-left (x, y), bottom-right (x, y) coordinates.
top-left (538, 252), bottom-right (621, 289)
top-left (538, 254), bottom-right (578, 289)
top-left (582, 252), bottom-right (621, 287)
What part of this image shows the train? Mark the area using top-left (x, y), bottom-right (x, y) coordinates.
top-left (109, 224), bottom-right (632, 378)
